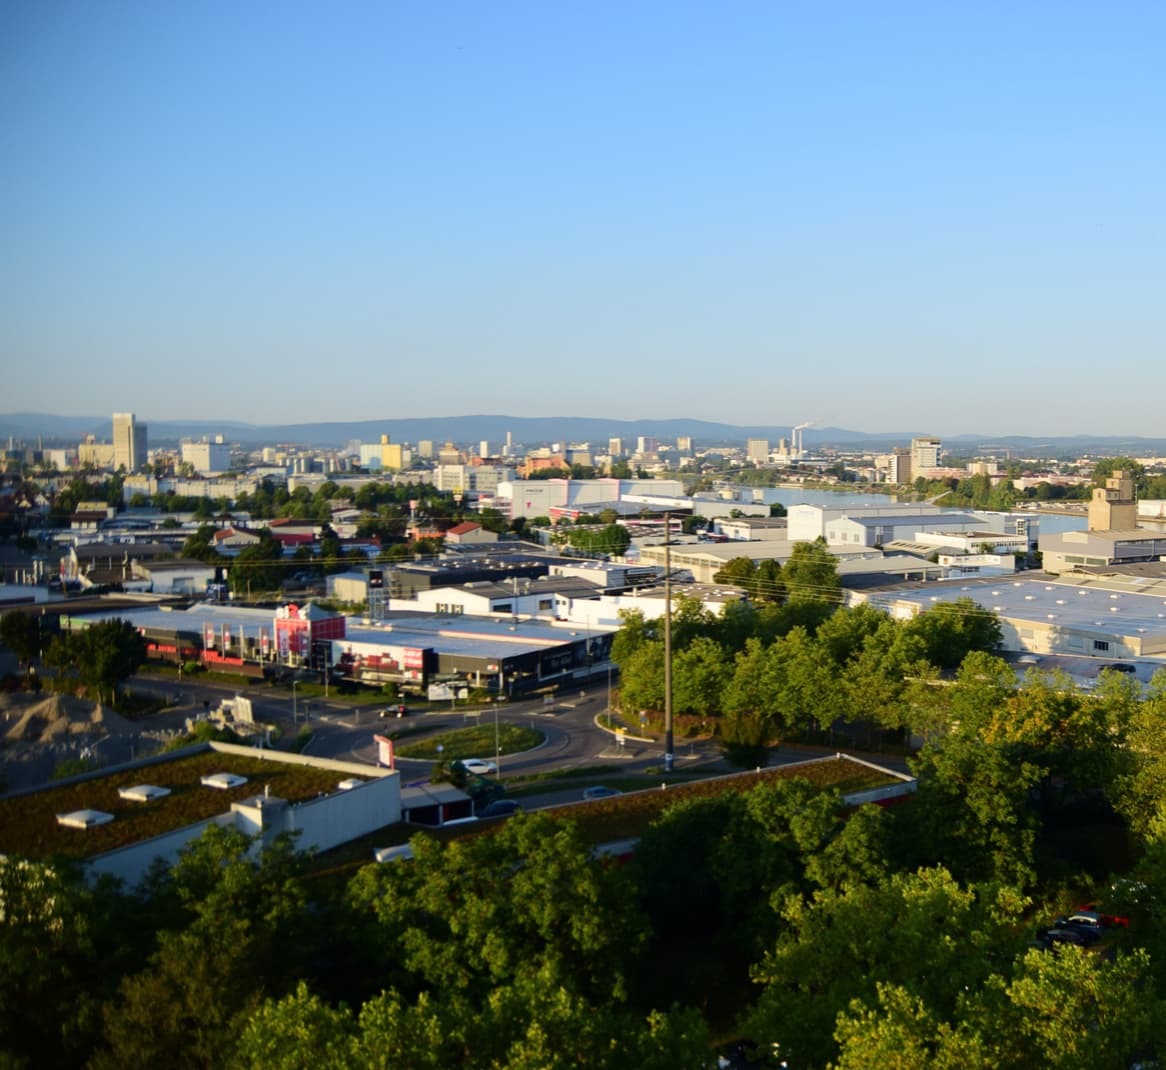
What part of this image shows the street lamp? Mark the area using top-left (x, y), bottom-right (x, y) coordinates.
top-left (494, 703), bottom-right (501, 781)
top-left (292, 679), bottom-right (298, 724)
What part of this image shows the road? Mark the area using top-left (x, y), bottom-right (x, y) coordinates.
top-left (45, 673), bottom-right (911, 807)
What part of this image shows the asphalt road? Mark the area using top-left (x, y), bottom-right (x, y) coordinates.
top-left (4, 672), bottom-right (911, 798)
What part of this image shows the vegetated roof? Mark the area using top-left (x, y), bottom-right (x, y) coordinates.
top-left (458, 755), bottom-right (911, 849)
top-left (0, 751), bottom-right (348, 861)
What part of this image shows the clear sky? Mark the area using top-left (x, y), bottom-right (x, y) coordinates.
top-left (2, 2), bottom-right (1163, 436)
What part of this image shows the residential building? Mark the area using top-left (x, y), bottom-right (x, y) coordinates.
top-left (886, 448), bottom-right (912, 484)
top-left (608, 437), bottom-right (624, 457)
top-left (417, 440), bottom-right (434, 459)
top-left (746, 438), bottom-right (769, 464)
top-left (445, 522), bottom-right (498, 546)
top-left (113, 412), bottom-right (148, 472)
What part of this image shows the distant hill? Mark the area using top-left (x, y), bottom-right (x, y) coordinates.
top-left (3, 411), bottom-right (1166, 456)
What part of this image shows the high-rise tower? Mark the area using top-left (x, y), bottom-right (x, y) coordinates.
top-left (112, 412), bottom-right (148, 471)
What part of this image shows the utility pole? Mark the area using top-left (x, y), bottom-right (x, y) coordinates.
top-left (663, 512), bottom-right (674, 773)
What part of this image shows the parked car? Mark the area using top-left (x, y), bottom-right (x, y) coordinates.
top-left (1077, 902), bottom-right (1130, 929)
top-left (458, 759), bottom-right (498, 776)
top-left (1046, 927), bottom-right (1098, 948)
top-left (478, 799), bottom-right (520, 819)
top-left (1102, 662), bottom-right (1137, 674)
top-left (582, 786), bottom-right (623, 801)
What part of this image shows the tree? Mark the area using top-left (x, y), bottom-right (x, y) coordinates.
top-left (229, 532), bottom-right (287, 595)
top-left (898, 734), bottom-right (1042, 887)
top-left (672, 636), bottom-right (731, 716)
top-left (60, 619), bottom-right (148, 705)
top-left (746, 868), bottom-right (1028, 1068)
top-left (712, 556), bottom-right (757, 590)
top-left (1111, 668), bottom-right (1166, 839)
top-left (0, 611), bottom-right (41, 676)
top-left (780, 538), bottom-right (840, 605)
top-left (567, 523), bottom-right (630, 556)
top-left (346, 815), bottom-right (644, 1012)
top-left (905, 597), bottom-right (1003, 669)
top-left (616, 640), bottom-right (665, 717)
top-left (478, 507), bottom-right (508, 534)
top-left (235, 982), bottom-right (355, 1070)
top-left (182, 523), bottom-right (221, 563)
top-left (0, 857), bottom-right (118, 1066)
top-left (1091, 456), bottom-right (1145, 488)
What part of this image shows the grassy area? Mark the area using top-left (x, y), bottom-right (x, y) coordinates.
top-left (396, 723), bottom-right (543, 761)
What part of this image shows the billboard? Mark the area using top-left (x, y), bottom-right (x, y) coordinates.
top-left (404, 647), bottom-right (425, 670)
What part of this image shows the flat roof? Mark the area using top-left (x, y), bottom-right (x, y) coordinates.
top-left (344, 614), bottom-right (612, 658)
top-left (68, 603), bottom-right (283, 635)
top-left (867, 574), bottom-right (1166, 642)
top-left (832, 512), bottom-right (981, 528)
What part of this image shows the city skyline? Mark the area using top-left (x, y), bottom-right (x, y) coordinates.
top-left (3, 4), bottom-right (1164, 436)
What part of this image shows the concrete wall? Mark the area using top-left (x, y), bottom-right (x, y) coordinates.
top-left (280, 775), bottom-right (400, 852)
top-left (87, 814), bottom-right (235, 887)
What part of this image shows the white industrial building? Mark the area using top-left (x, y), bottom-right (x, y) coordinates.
top-left (492, 478), bottom-right (685, 519)
top-left (181, 437), bottom-right (232, 475)
top-left (788, 503), bottom-right (1038, 551)
top-left (861, 572), bottom-right (1166, 667)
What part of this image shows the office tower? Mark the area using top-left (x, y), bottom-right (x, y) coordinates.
top-left (910, 436), bottom-right (941, 472)
top-left (112, 412), bottom-right (147, 472)
top-left (746, 438), bottom-right (769, 464)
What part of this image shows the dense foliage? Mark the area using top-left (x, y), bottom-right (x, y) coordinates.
top-left (8, 534), bottom-right (1166, 1066)
top-left (6, 661), bottom-right (1166, 1070)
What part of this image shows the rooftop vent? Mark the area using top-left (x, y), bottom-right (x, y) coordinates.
top-left (57, 809), bottom-right (114, 829)
top-left (201, 772), bottom-right (248, 790)
top-left (118, 784), bottom-right (171, 802)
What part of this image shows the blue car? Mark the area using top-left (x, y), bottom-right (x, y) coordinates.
top-left (582, 786), bottom-right (623, 801)
top-left (478, 799), bottom-right (520, 819)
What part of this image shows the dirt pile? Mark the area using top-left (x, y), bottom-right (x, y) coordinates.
top-left (0, 693), bottom-right (136, 744)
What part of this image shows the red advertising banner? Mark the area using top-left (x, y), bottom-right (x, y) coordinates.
top-left (374, 735), bottom-right (395, 769)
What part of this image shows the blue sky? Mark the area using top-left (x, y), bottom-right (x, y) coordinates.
top-left (2, 2), bottom-right (1163, 436)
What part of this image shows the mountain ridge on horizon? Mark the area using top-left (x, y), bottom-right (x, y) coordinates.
top-left (1, 411), bottom-right (1163, 454)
